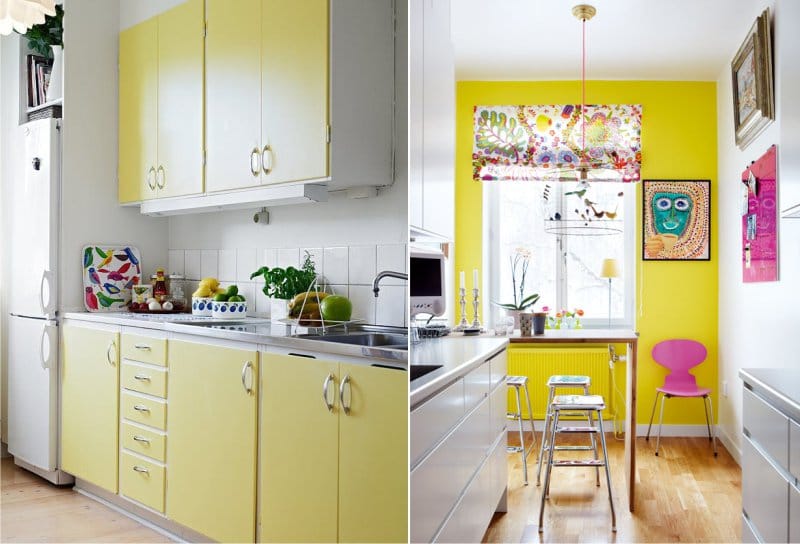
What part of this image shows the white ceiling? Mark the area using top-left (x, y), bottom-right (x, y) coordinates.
top-left (451, 0), bottom-right (769, 81)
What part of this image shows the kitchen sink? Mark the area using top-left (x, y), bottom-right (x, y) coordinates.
top-left (297, 332), bottom-right (408, 349)
top-left (410, 364), bottom-right (443, 381)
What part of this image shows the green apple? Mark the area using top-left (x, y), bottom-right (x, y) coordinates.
top-left (320, 295), bottom-right (352, 322)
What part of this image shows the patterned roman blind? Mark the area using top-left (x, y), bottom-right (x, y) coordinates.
top-left (473, 104), bottom-right (642, 182)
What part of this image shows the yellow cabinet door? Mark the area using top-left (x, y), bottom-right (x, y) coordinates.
top-left (205, 0), bottom-right (262, 192)
top-left (167, 341), bottom-right (258, 543)
top-left (259, 353), bottom-right (339, 543)
top-left (157, 0), bottom-right (204, 198)
top-left (261, 0), bottom-right (329, 185)
top-left (338, 363), bottom-right (408, 543)
top-left (119, 17), bottom-right (158, 203)
top-left (60, 324), bottom-right (120, 493)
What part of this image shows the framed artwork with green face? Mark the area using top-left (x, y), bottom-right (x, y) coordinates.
top-left (643, 180), bottom-right (710, 261)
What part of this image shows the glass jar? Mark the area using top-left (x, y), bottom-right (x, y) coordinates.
top-left (168, 273), bottom-right (188, 311)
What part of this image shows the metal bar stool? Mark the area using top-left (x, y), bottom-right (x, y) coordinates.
top-left (538, 394), bottom-right (616, 533)
top-left (535, 375), bottom-right (597, 486)
top-left (506, 375), bottom-right (537, 485)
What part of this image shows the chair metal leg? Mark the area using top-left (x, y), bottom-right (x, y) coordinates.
top-left (539, 410), bottom-right (560, 532)
top-left (587, 407), bottom-right (600, 486)
top-left (646, 391), bottom-right (662, 441)
top-left (706, 395), bottom-right (718, 457)
top-left (655, 393), bottom-right (668, 456)
top-left (523, 382), bottom-right (537, 453)
top-left (512, 386), bottom-right (528, 484)
top-left (536, 387), bottom-right (556, 486)
top-left (597, 412), bottom-right (617, 532)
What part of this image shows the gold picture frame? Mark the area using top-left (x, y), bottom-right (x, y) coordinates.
top-left (731, 8), bottom-right (774, 150)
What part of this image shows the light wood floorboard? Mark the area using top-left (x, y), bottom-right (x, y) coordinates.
top-left (484, 433), bottom-right (741, 543)
top-left (1, 457), bottom-right (171, 543)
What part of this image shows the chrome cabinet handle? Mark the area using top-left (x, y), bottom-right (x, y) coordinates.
top-left (261, 144), bottom-right (273, 175)
top-left (146, 166), bottom-right (156, 190)
top-left (134, 374), bottom-right (151, 382)
top-left (132, 435), bottom-right (150, 444)
top-left (106, 340), bottom-right (116, 367)
top-left (250, 147), bottom-right (260, 176)
top-left (133, 465), bottom-right (149, 474)
top-left (339, 374), bottom-right (352, 416)
top-left (134, 344), bottom-right (151, 351)
top-left (241, 361), bottom-right (254, 395)
top-left (322, 373), bottom-right (335, 412)
top-left (156, 165), bottom-right (165, 189)
top-left (133, 404), bottom-right (150, 413)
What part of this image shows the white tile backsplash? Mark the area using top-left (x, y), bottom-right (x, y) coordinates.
top-left (348, 245), bottom-right (377, 285)
top-left (236, 249), bottom-right (258, 283)
top-left (377, 244), bottom-right (407, 285)
top-left (168, 250), bottom-right (185, 276)
top-left (323, 247), bottom-right (348, 285)
top-left (184, 250), bottom-right (201, 280)
top-left (172, 244), bottom-right (406, 325)
top-left (276, 248), bottom-right (299, 269)
top-left (218, 249), bottom-right (236, 282)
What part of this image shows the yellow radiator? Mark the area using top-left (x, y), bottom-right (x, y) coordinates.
top-left (507, 347), bottom-right (613, 420)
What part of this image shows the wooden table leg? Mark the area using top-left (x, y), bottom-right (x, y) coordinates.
top-left (624, 339), bottom-right (637, 512)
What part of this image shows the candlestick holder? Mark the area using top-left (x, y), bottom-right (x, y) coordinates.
top-left (454, 287), bottom-right (469, 330)
top-left (470, 288), bottom-right (482, 329)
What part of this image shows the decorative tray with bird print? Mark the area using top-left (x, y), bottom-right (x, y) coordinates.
top-left (82, 245), bottom-right (142, 312)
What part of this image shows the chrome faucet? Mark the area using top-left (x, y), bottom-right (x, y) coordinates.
top-left (372, 270), bottom-right (408, 297)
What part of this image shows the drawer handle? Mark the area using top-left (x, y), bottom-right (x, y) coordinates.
top-left (339, 374), bottom-right (352, 416)
top-left (134, 374), bottom-right (151, 382)
top-left (250, 147), bottom-right (260, 176)
top-left (133, 404), bottom-right (150, 413)
top-left (261, 144), bottom-right (273, 175)
top-left (134, 344), bottom-right (151, 351)
top-left (241, 361), bottom-right (254, 395)
top-left (132, 435), bottom-right (151, 445)
top-left (106, 340), bottom-right (116, 367)
top-left (133, 465), bottom-right (149, 475)
top-left (322, 373), bottom-right (335, 413)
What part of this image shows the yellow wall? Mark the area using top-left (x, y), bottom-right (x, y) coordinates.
top-left (455, 81), bottom-right (718, 426)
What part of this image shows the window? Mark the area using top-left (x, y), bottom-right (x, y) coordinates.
top-left (484, 181), bottom-right (635, 328)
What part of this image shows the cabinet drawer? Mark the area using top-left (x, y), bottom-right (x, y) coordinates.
top-left (490, 385), bottom-right (507, 444)
top-left (742, 436), bottom-right (788, 544)
top-left (464, 362), bottom-right (491, 412)
top-left (121, 362), bottom-right (167, 398)
top-left (121, 334), bottom-right (167, 367)
top-left (790, 419), bottom-right (800, 482)
top-left (489, 350), bottom-right (507, 391)
top-left (791, 483), bottom-right (800, 544)
top-left (120, 452), bottom-right (165, 512)
top-left (121, 422), bottom-right (166, 462)
top-left (411, 378), bottom-right (465, 468)
top-left (122, 392), bottom-right (167, 431)
top-left (743, 387), bottom-right (788, 469)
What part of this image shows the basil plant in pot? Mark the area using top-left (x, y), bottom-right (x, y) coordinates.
top-left (250, 251), bottom-right (318, 320)
top-left (493, 248), bottom-right (540, 329)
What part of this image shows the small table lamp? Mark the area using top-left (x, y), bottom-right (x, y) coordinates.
top-left (599, 258), bottom-right (620, 328)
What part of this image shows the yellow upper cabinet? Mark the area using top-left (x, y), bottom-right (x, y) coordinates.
top-left (205, 0), bottom-right (329, 193)
top-left (60, 324), bottom-right (120, 493)
top-left (167, 340), bottom-right (258, 543)
top-left (118, 0), bottom-right (204, 204)
top-left (119, 17), bottom-right (157, 203)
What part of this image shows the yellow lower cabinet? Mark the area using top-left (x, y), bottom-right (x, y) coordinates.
top-left (61, 324), bottom-right (120, 493)
top-left (259, 354), bottom-right (339, 543)
top-left (167, 340), bottom-right (258, 543)
top-left (338, 363), bottom-right (408, 543)
top-left (121, 391), bottom-right (167, 430)
top-left (120, 452), bottom-right (165, 513)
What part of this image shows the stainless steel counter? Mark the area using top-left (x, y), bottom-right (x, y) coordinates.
top-left (410, 335), bottom-right (508, 409)
top-left (62, 312), bottom-right (407, 365)
top-left (740, 368), bottom-right (800, 422)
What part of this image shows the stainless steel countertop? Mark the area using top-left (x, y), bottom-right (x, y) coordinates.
top-left (62, 312), bottom-right (408, 365)
top-left (410, 335), bottom-right (508, 409)
top-left (740, 368), bottom-right (800, 421)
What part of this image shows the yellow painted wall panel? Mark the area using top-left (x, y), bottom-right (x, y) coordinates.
top-left (455, 81), bottom-right (718, 426)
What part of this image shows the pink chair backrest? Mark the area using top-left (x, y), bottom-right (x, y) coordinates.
top-left (651, 339), bottom-right (707, 391)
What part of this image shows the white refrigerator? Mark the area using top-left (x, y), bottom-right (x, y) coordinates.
top-left (7, 118), bottom-right (72, 484)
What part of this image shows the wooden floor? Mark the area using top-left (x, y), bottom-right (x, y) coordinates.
top-left (484, 432), bottom-right (741, 543)
top-left (1, 457), bottom-right (171, 543)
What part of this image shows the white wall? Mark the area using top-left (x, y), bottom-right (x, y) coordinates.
top-left (716, 0), bottom-right (800, 462)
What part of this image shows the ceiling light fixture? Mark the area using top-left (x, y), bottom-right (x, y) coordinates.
top-left (0, 0), bottom-right (56, 36)
top-left (572, 4), bottom-right (596, 181)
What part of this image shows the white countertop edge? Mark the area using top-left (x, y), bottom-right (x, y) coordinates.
top-left (62, 312), bottom-right (167, 330)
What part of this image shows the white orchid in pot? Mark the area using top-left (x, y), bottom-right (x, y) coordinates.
top-left (493, 248), bottom-right (540, 328)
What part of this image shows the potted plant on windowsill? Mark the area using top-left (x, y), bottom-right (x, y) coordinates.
top-left (493, 248), bottom-right (540, 329)
top-left (250, 251), bottom-right (318, 320)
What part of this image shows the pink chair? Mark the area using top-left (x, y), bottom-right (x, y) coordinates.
top-left (645, 339), bottom-right (718, 456)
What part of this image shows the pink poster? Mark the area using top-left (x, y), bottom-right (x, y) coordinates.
top-left (742, 145), bottom-right (777, 282)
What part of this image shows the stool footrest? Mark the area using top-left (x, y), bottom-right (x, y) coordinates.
top-left (552, 460), bottom-right (605, 467)
top-left (554, 445), bottom-right (595, 451)
top-left (556, 426), bottom-right (599, 433)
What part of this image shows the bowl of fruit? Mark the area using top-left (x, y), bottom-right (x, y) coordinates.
top-left (192, 277), bottom-right (224, 316)
top-left (211, 284), bottom-right (247, 318)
